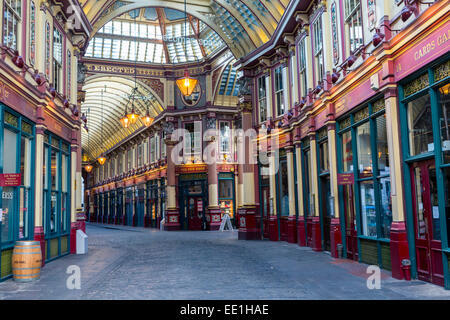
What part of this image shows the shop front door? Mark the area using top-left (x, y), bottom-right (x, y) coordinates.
top-left (411, 160), bottom-right (444, 286)
top-left (187, 197), bottom-right (203, 231)
top-left (343, 185), bottom-right (358, 260)
top-left (320, 176), bottom-right (331, 252)
top-left (261, 186), bottom-right (270, 239)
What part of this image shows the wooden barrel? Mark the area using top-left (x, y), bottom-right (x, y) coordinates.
top-left (12, 241), bottom-right (42, 282)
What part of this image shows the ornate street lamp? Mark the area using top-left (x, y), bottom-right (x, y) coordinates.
top-left (97, 87), bottom-right (107, 165)
top-left (84, 108), bottom-right (94, 172)
top-left (176, 0), bottom-right (198, 97)
top-left (176, 69), bottom-right (198, 97)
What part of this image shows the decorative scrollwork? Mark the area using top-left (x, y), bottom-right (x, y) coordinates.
top-left (404, 73), bottom-right (429, 97)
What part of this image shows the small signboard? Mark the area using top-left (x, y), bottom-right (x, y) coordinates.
top-left (219, 213), bottom-right (233, 232)
top-left (0, 173), bottom-right (21, 187)
top-left (337, 173), bottom-right (354, 185)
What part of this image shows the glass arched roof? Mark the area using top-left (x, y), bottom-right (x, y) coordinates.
top-left (84, 8), bottom-right (225, 64)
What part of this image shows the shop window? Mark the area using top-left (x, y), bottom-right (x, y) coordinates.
top-left (137, 143), bottom-right (143, 167)
top-left (298, 38), bottom-right (308, 98)
top-left (407, 94), bottom-right (433, 156)
top-left (337, 98), bottom-right (392, 239)
top-left (257, 76), bottom-right (267, 123)
top-left (376, 115), bottom-right (390, 175)
top-left (110, 158), bottom-right (115, 177)
top-left (356, 122), bottom-right (372, 176)
top-left (319, 140), bottom-right (329, 173)
top-left (278, 158), bottom-right (289, 216)
top-left (360, 181), bottom-right (376, 237)
top-left (341, 130), bottom-right (353, 172)
top-left (150, 136), bottom-right (156, 163)
top-left (161, 134), bottom-right (166, 158)
top-left (184, 122), bottom-right (201, 159)
top-left (219, 177), bottom-right (234, 219)
top-left (3, 0), bottom-right (21, 50)
top-left (219, 121), bottom-right (231, 154)
top-left (443, 167), bottom-right (450, 242)
top-left (53, 28), bottom-right (63, 93)
top-left (438, 83), bottom-right (450, 163)
top-left (274, 66), bottom-right (287, 117)
top-left (127, 149), bottom-right (133, 171)
top-left (302, 139), bottom-right (314, 216)
top-left (312, 16), bottom-right (324, 86)
top-left (345, 0), bottom-right (363, 53)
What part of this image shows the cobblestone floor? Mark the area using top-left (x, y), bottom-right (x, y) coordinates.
top-left (0, 223), bottom-right (449, 300)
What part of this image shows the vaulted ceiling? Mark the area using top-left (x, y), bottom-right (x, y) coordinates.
top-left (80, 0), bottom-right (295, 161)
top-left (81, 75), bottom-right (164, 159)
top-left (79, 0), bottom-right (289, 58)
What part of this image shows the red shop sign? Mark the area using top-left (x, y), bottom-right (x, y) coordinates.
top-left (0, 173), bottom-right (21, 187)
top-left (337, 173), bottom-right (354, 185)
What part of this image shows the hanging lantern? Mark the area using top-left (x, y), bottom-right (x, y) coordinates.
top-left (176, 69), bottom-right (198, 97)
top-left (97, 155), bottom-right (106, 165)
top-left (120, 112), bottom-right (130, 128)
top-left (141, 111), bottom-right (154, 127)
top-left (126, 107), bottom-right (139, 125)
top-left (84, 164), bottom-right (93, 173)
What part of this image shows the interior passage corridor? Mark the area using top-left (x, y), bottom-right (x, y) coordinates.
top-left (0, 224), bottom-right (449, 300)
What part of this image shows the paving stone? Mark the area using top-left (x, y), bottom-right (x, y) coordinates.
top-left (0, 223), bottom-right (449, 300)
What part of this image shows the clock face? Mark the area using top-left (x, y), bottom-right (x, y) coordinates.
top-left (181, 82), bottom-right (202, 107)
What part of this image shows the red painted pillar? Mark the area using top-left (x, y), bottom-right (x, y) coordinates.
top-left (164, 137), bottom-right (180, 231)
top-left (206, 127), bottom-right (221, 231)
top-left (310, 216), bottom-right (322, 251)
top-left (287, 216), bottom-right (297, 243)
top-left (34, 226), bottom-right (46, 267)
top-left (329, 218), bottom-right (342, 258)
top-left (268, 215), bottom-right (278, 241)
top-left (297, 218), bottom-right (307, 246)
top-left (390, 221), bottom-right (410, 280)
top-left (237, 96), bottom-right (259, 240)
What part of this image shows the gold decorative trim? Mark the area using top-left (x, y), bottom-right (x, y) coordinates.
top-left (434, 60), bottom-right (450, 82)
top-left (317, 127), bottom-right (328, 140)
top-left (354, 107), bottom-right (369, 122)
top-left (22, 122), bottom-right (33, 135)
top-left (4, 112), bottom-right (18, 127)
top-left (339, 117), bottom-right (351, 130)
top-left (372, 99), bottom-right (385, 113)
top-left (404, 73), bottom-right (429, 97)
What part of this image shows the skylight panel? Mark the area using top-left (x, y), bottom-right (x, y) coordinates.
top-left (148, 25), bottom-right (156, 38)
top-left (154, 44), bottom-right (164, 63)
top-left (113, 21), bottom-right (121, 35)
top-left (166, 25), bottom-right (173, 38)
top-left (146, 43), bottom-right (155, 62)
top-left (111, 39), bottom-right (121, 59)
top-left (138, 42), bottom-right (147, 61)
top-left (130, 23), bottom-right (138, 37)
top-left (174, 24), bottom-right (182, 37)
top-left (122, 22), bottom-right (130, 36)
top-left (156, 26), bottom-right (162, 40)
top-left (103, 21), bottom-right (113, 34)
top-left (129, 41), bottom-right (137, 61)
top-left (93, 38), bottom-right (102, 56)
top-left (85, 41), bottom-right (93, 56)
top-left (102, 38), bottom-right (112, 59)
top-left (120, 40), bottom-right (130, 59)
top-left (139, 24), bottom-right (147, 38)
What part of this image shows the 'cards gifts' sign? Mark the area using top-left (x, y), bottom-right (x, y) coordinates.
top-left (0, 173), bottom-right (21, 187)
